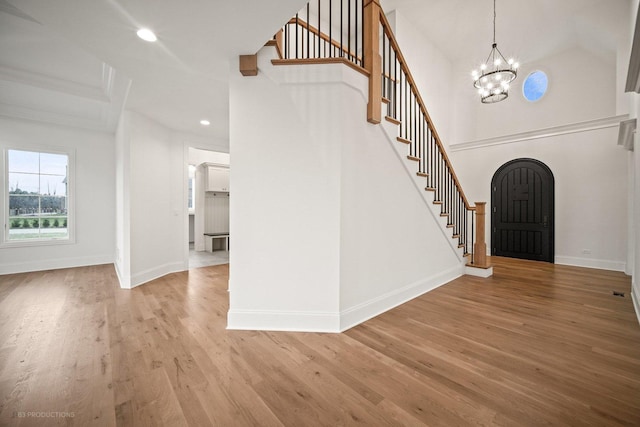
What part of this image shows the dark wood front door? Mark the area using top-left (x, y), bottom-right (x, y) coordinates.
top-left (491, 159), bottom-right (554, 262)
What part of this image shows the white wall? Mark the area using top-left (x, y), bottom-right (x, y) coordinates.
top-left (0, 117), bottom-right (115, 274)
top-left (451, 127), bottom-right (628, 271)
top-left (339, 105), bottom-right (463, 329)
top-left (383, 6), bottom-right (628, 273)
top-left (446, 32), bottom-right (627, 272)
top-left (114, 111), bottom-right (188, 288)
top-left (452, 47), bottom-right (618, 145)
top-left (228, 50), bottom-right (343, 332)
top-left (617, 0), bottom-right (634, 117)
top-left (629, 0), bottom-right (640, 321)
top-left (114, 113), bottom-right (131, 286)
top-left (227, 46), bottom-right (461, 332)
top-left (385, 10), bottom-right (454, 145)
top-left (633, 94), bottom-right (640, 318)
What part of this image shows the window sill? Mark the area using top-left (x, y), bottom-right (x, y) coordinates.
top-left (1, 237), bottom-right (75, 249)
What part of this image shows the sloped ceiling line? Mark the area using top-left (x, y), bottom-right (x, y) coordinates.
top-left (0, 0), bottom-right (38, 23)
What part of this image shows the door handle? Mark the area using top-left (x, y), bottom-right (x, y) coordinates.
top-left (543, 215), bottom-right (548, 228)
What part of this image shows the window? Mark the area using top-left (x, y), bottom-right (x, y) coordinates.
top-left (4, 148), bottom-right (74, 245)
top-left (523, 70), bottom-right (548, 102)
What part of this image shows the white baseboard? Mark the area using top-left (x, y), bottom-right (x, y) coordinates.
top-left (338, 263), bottom-right (463, 332)
top-left (0, 254), bottom-right (113, 275)
top-left (632, 280), bottom-right (640, 327)
top-left (227, 309), bottom-right (341, 332)
top-left (227, 264), bottom-right (463, 333)
top-left (114, 260), bottom-right (131, 289)
top-left (555, 256), bottom-right (626, 272)
top-left (129, 261), bottom-right (187, 288)
top-left (465, 265), bottom-right (494, 277)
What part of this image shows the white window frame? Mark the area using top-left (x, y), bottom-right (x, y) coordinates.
top-left (2, 144), bottom-right (76, 247)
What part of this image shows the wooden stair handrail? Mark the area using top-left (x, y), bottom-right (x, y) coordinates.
top-left (285, 18), bottom-right (363, 64)
top-left (378, 11), bottom-right (474, 211)
top-left (257, 0), bottom-right (486, 264)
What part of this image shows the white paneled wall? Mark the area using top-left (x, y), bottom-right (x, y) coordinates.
top-left (205, 192), bottom-right (230, 233)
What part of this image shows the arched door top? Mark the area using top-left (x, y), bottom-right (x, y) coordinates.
top-left (493, 158), bottom-right (555, 181)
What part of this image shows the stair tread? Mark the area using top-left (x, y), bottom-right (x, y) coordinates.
top-left (407, 155), bottom-right (420, 162)
top-left (416, 172), bottom-right (428, 177)
top-left (385, 116), bottom-right (401, 125)
top-left (397, 136), bottom-right (411, 144)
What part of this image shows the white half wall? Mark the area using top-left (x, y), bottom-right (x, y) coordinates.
top-left (0, 117), bottom-right (115, 274)
top-left (228, 46), bottom-right (461, 332)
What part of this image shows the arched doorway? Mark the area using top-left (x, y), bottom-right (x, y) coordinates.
top-left (491, 159), bottom-right (554, 262)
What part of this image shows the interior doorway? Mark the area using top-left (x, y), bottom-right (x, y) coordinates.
top-left (491, 158), bottom-right (554, 262)
top-left (187, 147), bottom-right (230, 268)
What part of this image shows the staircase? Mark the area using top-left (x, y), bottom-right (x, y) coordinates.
top-left (257, 0), bottom-right (490, 273)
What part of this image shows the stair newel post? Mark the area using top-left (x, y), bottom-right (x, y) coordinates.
top-left (275, 29), bottom-right (284, 59)
top-left (364, 0), bottom-right (382, 124)
top-left (473, 202), bottom-right (489, 267)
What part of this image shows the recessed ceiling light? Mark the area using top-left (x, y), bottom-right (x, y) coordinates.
top-left (136, 28), bottom-right (157, 42)
top-left (200, 119), bottom-right (210, 126)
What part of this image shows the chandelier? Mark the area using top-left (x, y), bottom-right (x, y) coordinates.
top-left (471, 0), bottom-right (518, 103)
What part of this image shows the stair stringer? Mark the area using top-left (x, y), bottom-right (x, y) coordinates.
top-left (378, 119), bottom-right (467, 262)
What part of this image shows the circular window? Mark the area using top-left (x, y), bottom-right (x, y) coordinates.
top-left (522, 70), bottom-right (548, 102)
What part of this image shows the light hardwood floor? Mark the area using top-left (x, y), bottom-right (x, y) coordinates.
top-left (1, 258), bottom-right (639, 426)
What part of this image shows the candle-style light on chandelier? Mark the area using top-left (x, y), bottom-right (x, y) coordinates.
top-left (471, 0), bottom-right (518, 103)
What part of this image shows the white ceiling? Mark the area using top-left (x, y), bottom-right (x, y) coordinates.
top-left (0, 0), bottom-right (631, 143)
top-left (1, 0), bottom-right (308, 141)
top-left (382, 0), bottom-right (629, 66)
top-left (0, 3), bottom-right (129, 131)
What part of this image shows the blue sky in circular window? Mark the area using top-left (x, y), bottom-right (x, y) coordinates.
top-left (523, 71), bottom-right (548, 102)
